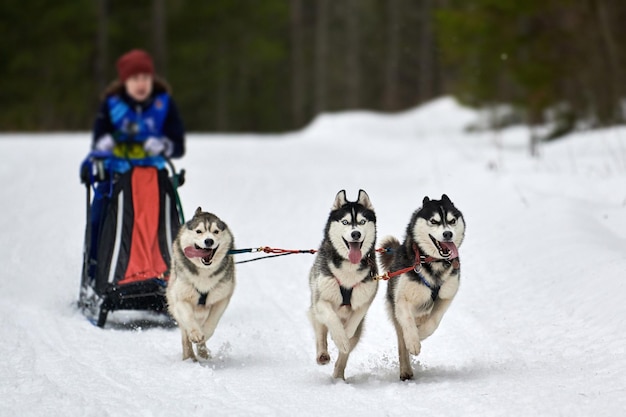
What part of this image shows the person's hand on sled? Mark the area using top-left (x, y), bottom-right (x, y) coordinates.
top-left (94, 135), bottom-right (115, 152)
top-left (144, 137), bottom-right (173, 157)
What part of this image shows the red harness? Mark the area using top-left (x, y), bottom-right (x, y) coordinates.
top-left (374, 243), bottom-right (460, 281)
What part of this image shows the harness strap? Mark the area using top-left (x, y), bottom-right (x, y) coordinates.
top-left (226, 246), bottom-right (395, 265)
top-left (198, 291), bottom-right (208, 306)
top-left (227, 246), bottom-right (317, 264)
top-left (414, 268), bottom-right (440, 301)
top-left (340, 286), bottom-right (353, 306)
top-left (409, 245), bottom-right (441, 301)
top-left (373, 243), bottom-right (460, 283)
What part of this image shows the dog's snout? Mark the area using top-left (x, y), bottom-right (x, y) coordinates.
top-left (443, 231), bottom-right (453, 240)
top-left (351, 230), bottom-right (361, 240)
top-left (204, 238), bottom-right (214, 247)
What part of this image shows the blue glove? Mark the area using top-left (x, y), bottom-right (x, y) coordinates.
top-left (144, 137), bottom-right (173, 157)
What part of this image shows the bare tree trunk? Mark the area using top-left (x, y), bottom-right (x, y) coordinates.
top-left (152, 0), bottom-right (167, 77)
top-left (594, 0), bottom-right (621, 121)
top-left (527, 103), bottom-right (542, 157)
top-left (345, 0), bottom-right (360, 109)
top-left (216, 42), bottom-right (230, 131)
top-left (95, 0), bottom-right (108, 93)
top-left (315, 0), bottom-right (328, 114)
top-left (291, 0), bottom-right (305, 127)
top-left (384, 0), bottom-right (400, 111)
top-left (418, 0), bottom-right (435, 103)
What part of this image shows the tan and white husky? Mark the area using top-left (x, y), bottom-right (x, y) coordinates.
top-left (166, 207), bottom-right (235, 361)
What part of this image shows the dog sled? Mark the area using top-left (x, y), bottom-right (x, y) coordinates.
top-left (78, 152), bottom-right (185, 327)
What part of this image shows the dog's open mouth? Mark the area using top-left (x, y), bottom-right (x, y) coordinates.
top-left (343, 239), bottom-right (363, 264)
top-left (429, 235), bottom-right (458, 259)
top-left (183, 245), bottom-right (219, 266)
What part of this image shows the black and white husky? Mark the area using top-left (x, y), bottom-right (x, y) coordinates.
top-left (166, 207), bottom-right (236, 362)
top-left (380, 194), bottom-right (465, 381)
top-left (308, 190), bottom-right (378, 380)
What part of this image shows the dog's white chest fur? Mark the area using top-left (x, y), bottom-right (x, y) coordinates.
top-left (437, 273), bottom-right (459, 299)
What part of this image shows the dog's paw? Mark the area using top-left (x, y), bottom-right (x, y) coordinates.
top-left (332, 369), bottom-right (346, 380)
top-left (400, 371), bottom-right (414, 381)
top-left (197, 343), bottom-right (211, 360)
top-left (419, 320), bottom-right (437, 340)
top-left (188, 329), bottom-right (206, 344)
top-left (317, 352), bottom-right (331, 365)
top-left (406, 339), bottom-right (421, 356)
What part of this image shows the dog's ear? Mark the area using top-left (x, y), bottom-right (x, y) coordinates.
top-left (195, 207), bottom-right (203, 217)
top-left (357, 189), bottom-right (373, 209)
top-left (422, 196), bottom-right (430, 206)
top-left (441, 194), bottom-right (452, 204)
top-left (333, 190), bottom-right (348, 210)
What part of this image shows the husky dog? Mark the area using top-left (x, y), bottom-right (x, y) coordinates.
top-left (380, 194), bottom-right (465, 381)
top-left (308, 190), bottom-right (378, 380)
top-left (166, 207), bottom-right (235, 361)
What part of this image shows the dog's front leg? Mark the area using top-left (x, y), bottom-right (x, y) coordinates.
top-left (180, 329), bottom-right (196, 361)
top-left (308, 308), bottom-right (330, 364)
top-left (344, 305), bottom-right (367, 339)
top-left (333, 319), bottom-right (364, 380)
top-left (315, 300), bottom-right (350, 353)
top-left (419, 298), bottom-right (452, 340)
top-left (394, 298), bottom-right (422, 356)
top-left (391, 318), bottom-right (414, 381)
top-left (172, 301), bottom-right (205, 345)
top-left (344, 282), bottom-right (376, 338)
top-left (201, 297), bottom-right (231, 342)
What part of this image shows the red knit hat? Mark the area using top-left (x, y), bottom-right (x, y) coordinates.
top-left (116, 49), bottom-right (155, 82)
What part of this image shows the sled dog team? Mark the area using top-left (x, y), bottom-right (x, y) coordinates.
top-left (166, 190), bottom-right (465, 381)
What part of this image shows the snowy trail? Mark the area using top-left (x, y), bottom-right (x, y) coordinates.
top-left (2, 99), bottom-right (626, 416)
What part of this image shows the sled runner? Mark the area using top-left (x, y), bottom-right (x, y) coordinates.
top-left (78, 152), bottom-right (185, 327)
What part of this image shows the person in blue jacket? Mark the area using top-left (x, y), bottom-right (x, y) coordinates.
top-left (92, 48), bottom-right (185, 170)
top-left (84, 49), bottom-right (186, 277)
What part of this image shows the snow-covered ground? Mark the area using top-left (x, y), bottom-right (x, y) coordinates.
top-left (1, 98), bottom-right (625, 416)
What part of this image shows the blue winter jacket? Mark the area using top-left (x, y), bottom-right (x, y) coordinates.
top-left (92, 80), bottom-right (185, 159)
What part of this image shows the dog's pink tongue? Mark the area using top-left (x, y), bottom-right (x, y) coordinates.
top-left (348, 242), bottom-right (362, 264)
top-left (184, 246), bottom-right (211, 258)
top-left (440, 241), bottom-right (459, 259)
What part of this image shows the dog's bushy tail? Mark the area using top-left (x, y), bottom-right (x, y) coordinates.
top-left (379, 236), bottom-right (400, 271)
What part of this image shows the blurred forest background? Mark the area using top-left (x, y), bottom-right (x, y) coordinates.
top-left (1, 0), bottom-right (625, 137)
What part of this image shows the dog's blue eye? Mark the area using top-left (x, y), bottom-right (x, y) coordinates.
top-left (341, 220), bottom-right (349, 225)
top-left (359, 219), bottom-right (366, 225)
